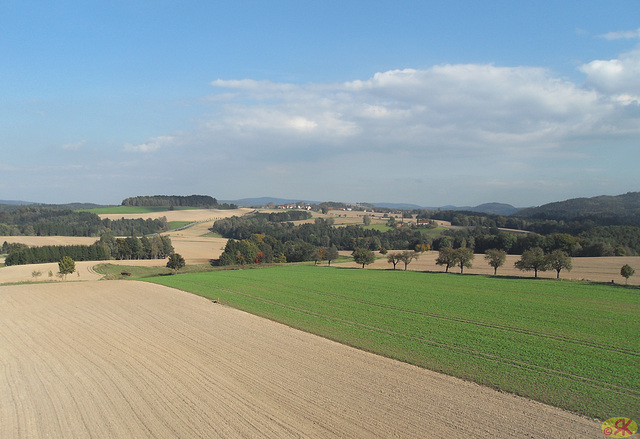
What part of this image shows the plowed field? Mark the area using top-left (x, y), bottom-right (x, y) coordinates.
top-left (0, 281), bottom-right (600, 438)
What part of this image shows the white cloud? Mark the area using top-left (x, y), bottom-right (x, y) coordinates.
top-left (579, 48), bottom-right (640, 100)
top-left (61, 140), bottom-right (86, 151)
top-left (124, 135), bottom-right (176, 153)
top-left (598, 28), bottom-right (640, 40)
top-left (204, 64), bottom-right (610, 160)
top-left (114, 55), bottom-right (640, 205)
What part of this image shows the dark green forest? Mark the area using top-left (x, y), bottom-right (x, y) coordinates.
top-left (0, 206), bottom-right (168, 237)
top-left (2, 235), bottom-right (174, 266)
top-left (121, 195), bottom-right (237, 209)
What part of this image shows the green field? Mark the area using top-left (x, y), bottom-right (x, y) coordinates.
top-left (80, 206), bottom-right (197, 214)
top-left (168, 221), bottom-right (194, 230)
top-left (146, 265), bottom-right (640, 420)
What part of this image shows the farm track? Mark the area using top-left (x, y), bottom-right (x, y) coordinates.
top-left (208, 284), bottom-right (639, 400)
top-left (239, 276), bottom-right (640, 358)
top-left (0, 281), bottom-right (602, 438)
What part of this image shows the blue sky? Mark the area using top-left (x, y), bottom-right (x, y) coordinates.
top-left (1, 1), bottom-right (639, 207)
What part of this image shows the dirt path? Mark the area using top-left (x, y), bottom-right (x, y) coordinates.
top-left (0, 281), bottom-right (600, 438)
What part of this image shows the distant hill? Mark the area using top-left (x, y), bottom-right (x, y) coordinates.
top-left (0, 200), bottom-right (35, 205)
top-left (451, 203), bottom-right (521, 215)
top-left (372, 202), bottom-right (424, 210)
top-left (374, 202), bottom-right (520, 215)
top-left (514, 192), bottom-right (640, 226)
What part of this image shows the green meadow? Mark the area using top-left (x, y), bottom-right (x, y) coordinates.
top-left (146, 265), bottom-right (640, 420)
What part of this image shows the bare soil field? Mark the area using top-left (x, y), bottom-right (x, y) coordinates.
top-left (334, 251), bottom-right (640, 285)
top-left (0, 280), bottom-right (600, 438)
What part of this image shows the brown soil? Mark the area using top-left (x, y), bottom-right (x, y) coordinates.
top-left (0, 281), bottom-right (600, 438)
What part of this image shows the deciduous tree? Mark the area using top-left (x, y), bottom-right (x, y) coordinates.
top-left (387, 252), bottom-right (402, 270)
top-left (58, 256), bottom-right (75, 280)
top-left (454, 248), bottom-right (474, 274)
top-left (352, 248), bottom-right (375, 268)
top-left (166, 253), bottom-right (186, 271)
top-left (435, 247), bottom-right (456, 273)
top-left (326, 245), bottom-right (339, 266)
top-left (546, 250), bottom-right (572, 279)
top-left (514, 247), bottom-right (548, 278)
top-left (400, 250), bottom-right (419, 271)
top-left (484, 249), bottom-right (507, 275)
top-left (620, 264), bottom-right (635, 284)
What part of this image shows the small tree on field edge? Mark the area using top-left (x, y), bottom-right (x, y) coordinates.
top-left (620, 264), bottom-right (635, 284)
top-left (435, 247), bottom-right (457, 273)
top-left (400, 250), bottom-right (419, 271)
top-left (484, 249), bottom-right (507, 275)
top-left (546, 250), bottom-right (572, 279)
top-left (455, 248), bottom-right (474, 274)
top-left (352, 248), bottom-right (375, 268)
top-left (58, 256), bottom-right (76, 280)
top-left (325, 245), bottom-right (339, 266)
top-left (387, 252), bottom-right (402, 270)
top-left (167, 253), bottom-right (186, 272)
top-left (514, 247), bottom-right (548, 278)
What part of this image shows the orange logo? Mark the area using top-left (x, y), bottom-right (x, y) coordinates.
top-left (602, 417), bottom-right (637, 438)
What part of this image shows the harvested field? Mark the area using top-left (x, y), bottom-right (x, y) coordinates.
top-left (0, 260), bottom-right (165, 284)
top-left (0, 236), bottom-right (98, 247)
top-left (0, 281), bottom-right (600, 438)
top-left (97, 207), bottom-right (252, 222)
top-left (163, 221), bottom-right (228, 264)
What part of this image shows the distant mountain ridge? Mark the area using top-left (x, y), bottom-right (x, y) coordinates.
top-left (514, 192), bottom-right (640, 226)
top-left (0, 200), bottom-right (35, 205)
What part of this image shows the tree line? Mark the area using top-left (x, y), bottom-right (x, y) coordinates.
top-left (121, 195), bottom-right (237, 209)
top-left (211, 213), bottom-right (634, 258)
top-left (248, 210), bottom-right (312, 222)
top-left (211, 216), bottom-right (430, 252)
top-left (0, 206), bottom-right (169, 237)
top-left (2, 234), bottom-right (173, 266)
top-left (420, 210), bottom-right (640, 255)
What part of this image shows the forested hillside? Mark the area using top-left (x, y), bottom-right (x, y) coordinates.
top-left (0, 206), bottom-right (168, 237)
top-left (514, 192), bottom-right (640, 226)
top-left (122, 195), bottom-right (237, 209)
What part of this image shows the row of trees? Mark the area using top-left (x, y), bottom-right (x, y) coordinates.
top-left (249, 211), bottom-right (313, 222)
top-left (433, 247), bottom-right (572, 278)
top-left (0, 206), bottom-right (169, 237)
top-left (212, 213), bottom-right (636, 258)
top-left (3, 234), bottom-right (174, 266)
top-left (217, 234), bottom-right (342, 266)
top-left (121, 195), bottom-right (237, 209)
top-left (212, 216), bottom-right (432, 252)
top-left (423, 210), bottom-right (640, 255)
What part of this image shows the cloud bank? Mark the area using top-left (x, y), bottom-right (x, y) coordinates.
top-left (121, 49), bottom-right (639, 206)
